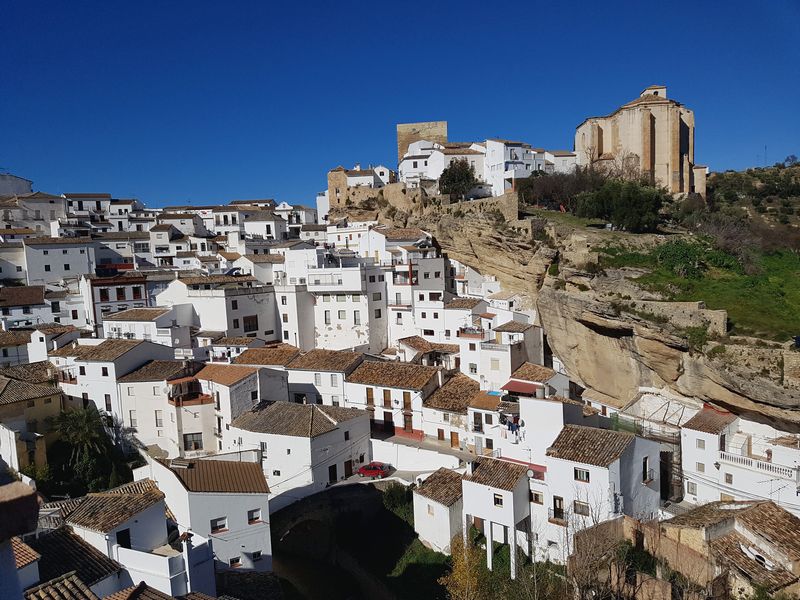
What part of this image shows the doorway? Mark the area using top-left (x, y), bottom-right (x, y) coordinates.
top-left (116, 528), bottom-right (131, 549)
top-left (328, 464), bottom-right (337, 484)
top-left (450, 431), bottom-right (459, 448)
top-left (344, 460), bottom-right (353, 478)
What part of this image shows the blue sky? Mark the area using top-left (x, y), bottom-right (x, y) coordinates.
top-left (2, 1), bottom-right (798, 207)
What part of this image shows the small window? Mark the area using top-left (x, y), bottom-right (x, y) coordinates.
top-left (485, 414), bottom-right (493, 425)
top-left (725, 473), bottom-right (733, 485)
top-left (687, 481), bottom-right (697, 495)
top-left (104, 394), bottom-right (112, 412)
top-left (696, 462), bottom-right (705, 473)
top-left (374, 309), bottom-right (382, 319)
top-left (338, 310), bottom-right (346, 319)
top-left (272, 470), bottom-right (281, 476)
top-left (574, 500), bottom-right (590, 516)
top-left (490, 358), bottom-right (499, 371)
top-left (231, 300), bottom-right (238, 310)
top-left (314, 373), bottom-right (322, 386)
top-left (232, 318), bottom-right (240, 329)
top-left (247, 508), bottom-right (261, 524)
top-left (531, 491), bottom-right (543, 505)
top-left (286, 448), bottom-right (291, 455)
top-left (252, 550), bottom-right (262, 562)
top-left (229, 556), bottom-right (241, 568)
top-left (330, 374), bottom-right (338, 387)
top-left (468, 343), bottom-right (476, 351)
top-left (344, 430), bottom-right (350, 441)
top-left (493, 493), bottom-right (503, 507)
top-left (101, 367), bottom-right (109, 377)
top-left (574, 468), bottom-right (590, 483)
top-left (696, 438), bottom-right (705, 450)
top-left (210, 516), bottom-right (227, 533)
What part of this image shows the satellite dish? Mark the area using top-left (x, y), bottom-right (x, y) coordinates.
top-left (526, 469), bottom-right (535, 478)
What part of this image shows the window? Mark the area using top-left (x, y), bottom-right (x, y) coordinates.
top-left (423, 329), bottom-right (434, 336)
top-left (232, 318), bottom-right (240, 329)
top-left (354, 310), bottom-right (360, 325)
top-left (99, 288), bottom-right (110, 301)
top-left (531, 491), bottom-right (544, 505)
top-left (43, 250), bottom-right (49, 255)
top-left (469, 363), bottom-right (477, 374)
top-left (725, 473), bottom-right (733, 485)
top-left (338, 310), bottom-right (346, 319)
top-left (129, 410), bottom-right (137, 427)
top-left (493, 493), bottom-right (503, 507)
top-left (101, 367), bottom-right (109, 377)
top-left (696, 462), bottom-right (705, 473)
top-left (155, 410), bottom-right (163, 427)
top-left (63, 264), bottom-right (70, 271)
top-left (184, 433), bottom-right (203, 451)
top-left (231, 300), bottom-right (238, 310)
top-left (104, 394), bottom-right (112, 412)
top-left (322, 294), bottom-right (331, 302)
top-left (485, 414), bottom-right (493, 425)
top-left (486, 438), bottom-right (494, 450)
top-left (421, 312), bottom-right (427, 319)
top-left (314, 373), bottom-right (322, 386)
top-left (79, 366), bottom-right (86, 376)
top-left (642, 456), bottom-right (651, 482)
top-left (229, 556), bottom-right (241, 568)
top-left (330, 374), bottom-right (338, 387)
top-left (324, 310), bottom-right (331, 325)
top-left (251, 391), bottom-right (258, 401)
top-left (332, 395), bottom-right (340, 406)
top-left (433, 312), bottom-right (438, 319)
top-left (696, 438), bottom-right (706, 450)
top-left (252, 550), bottom-right (262, 562)
top-left (374, 309), bottom-right (381, 319)
top-left (574, 468), bottom-right (590, 483)
top-left (281, 313), bottom-right (289, 323)
top-left (490, 358), bottom-right (500, 371)
top-left (243, 315), bottom-right (258, 332)
top-left (423, 272), bottom-right (430, 279)
top-left (247, 508), bottom-right (261, 524)
top-left (272, 470), bottom-right (281, 476)
top-left (427, 504), bottom-right (434, 516)
top-left (468, 343), bottom-right (476, 351)
top-left (281, 295), bottom-right (287, 306)
top-left (372, 292), bottom-right (381, 301)
top-left (344, 430), bottom-right (350, 441)
top-left (574, 501), bottom-right (591, 516)
top-left (286, 448), bottom-right (291, 455)
top-left (687, 481), bottom-right (697, 495)
top-left (336, 294), bottom-right (345, 303)
top-left (45, 264), bottom-right (51, 272)
top-left (116, 287), bottom-right (125, 301)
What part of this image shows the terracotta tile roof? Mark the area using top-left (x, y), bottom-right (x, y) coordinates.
top-left (682, 405), bottom-right (737, 434)
top-left (179, 274), bottom-right (257, 286)
top-left (287, 349), bottom-right (364, 373)
top-left (103, 307), bottom-right (171, 321)
top-left (547, 425), bottom-right (634, 467)
top-left (218, 251), bottom-right (242, 261)
top-left (347, 361), bottom-right (438, 390)
top-left (29, 527), bottom-right (121, 586)
top-left (34, 323), bottom-right (77, 336)
top-left (24, 236), bottom-right (94, 246)
top-left (24, 572), bottom-right (98, 600)
top-left (0, 227), bottom-right (35, 234)
top-left (469, 392), bottom-right (502, 411)
top-left (463, 457), bottom-right (528, 491)
top-left (424, 374), bottom-right (480, 413)
top-left (493, 321), bottom-right (534, 333)
top-left (105, 478), bottom-right (176, 522)
top-left (149, 223), bottom-right (174, 232)
top-left (487, 290), bottom-right (519, 300)
top-left (158, 212), bottom-right (198, 220)
top-left (11, 536), bottom-right (40, 568)
top-left (301, 224), bottom-right (327, 232)
top-left (49, 339), bottom-right (144, 361)
top-left (737, 501), bottom-right (800, 559)
top-left (398, 336), bottom-right (459, 354)
top-left (0, 360), bottom-right (54, 383)
top-left (233, 344), bottom-right (301, 367)
top-left (195, 364), bottom-right (258, 386)
top-left (415, 468), bottom-right (463, 506)
top-left (232, 401), bottom-right (367, 438)
top-left (0, 329), bottom-right (32, 347)
top-left (213, 336), bottom-right (260, 347)
top-left (0, 376), bottom-right (60, 405)
top-left (0, 285), bottom-right (46, 307)
top-left (709, 532), bottom-right (798, 591)
top-left (511, 362), bottom-right (556, 383)
top-left (478, 312), bottom-right (496, 319)
top-left (663, 500), bottom-right (762, 528)
top-left (105, 583), bottom-right (172, 600)
top-left (118, 360), bottom-right (204, 383)
top-left (239, 253), bottom-right (286, 264)
top-left (165, 458), bottom-right (269, 494)
top-left (64, 490), bottom-right (165, 533)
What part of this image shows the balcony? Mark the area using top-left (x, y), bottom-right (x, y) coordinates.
top-left (548, 507), bottom-right (566, 526)
top-left (169, 392), bottom-right (212, 407)
top-left (472, 423), bottom-right (483, 433)
top-left (458, 327), bottom-right (485, 340)
top-left (719, 450), bottom-right (796, 479)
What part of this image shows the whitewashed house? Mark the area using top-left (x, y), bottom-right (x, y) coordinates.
top-left (413, 468), bottom-right (464, 554)
top-left (285, 348), bottom-right (363, 405)
top-left (23, 237), bottom-right (96, 285)
top-left (102, 306), bottom-right (194, 353)
top-left (228, 401), bottom-right (370, 511)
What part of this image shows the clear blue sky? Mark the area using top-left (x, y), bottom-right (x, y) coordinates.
top-left (2, 1), bottom-right (798, 207)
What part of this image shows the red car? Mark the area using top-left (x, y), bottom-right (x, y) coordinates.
top-left (357, 461), bottom-right (392, 479)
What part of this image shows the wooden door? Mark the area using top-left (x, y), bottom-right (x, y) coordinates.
top-left (403, 391), bottom-right (411, 410)
top-left (383, 389), bottom-right (392, 408)
top-left (366, 387), bottom-right (374, 407)
top-left (450, 431), bottom-right (459, 448)
top-left (437, 428), bottom-right (445, 441)
top-left (403, 413), bottom-right (413, 432)
top-left (344, 460), bottom-right (353, 478)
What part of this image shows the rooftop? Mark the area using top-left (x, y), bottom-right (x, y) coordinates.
top-left (213, 336), bottom-right (261, 347)
top-left (24, 236), bottom-right (94, 246)
top-left (0, 376), bottom-right (60, 406)
top-left (24, 572), bottom-right (98, 600)
top-left (118, 360), bottom-right (204, 383)
top-left (28, 527), bottom-right (122, 587)
top-left (0, 330), bottom-right (32, 348)
top-left (397, 336), bottom-right (459, 355)
top-left (444, 297), bottom-right (484, 310)
top-left (682, 405), bottom-right (737, 434)
top-left (233, 343), bottom-right (301, 367)
top-left (103, 307), bottom-right (171, 322)
top-left (195, 363), bottom-right (258, 386)
top-left (415, 468), bottom-right (463, 507)
top-left (511, 362), bottom-right (556, 383)
top-left (493, 321), bottom-right (534, 334)
top-left (49, 339), bottom-right (144, 361)
top-left (11, 536), bottom-right (40, 569)
top-left (347, 360), bottom-right (438, 390)
top-left (232, 401), bottom-right (366, 438)
top-left (64, 490), bottom-right (165, 533)
top-left (0, 285), bottom-right (46, 307)
top-left (463, 457), bottom-right (528, 491)
top-left (424, 374), bottom-right (481, 414)
top-left (546, 425), bottom-right (634, 467)
top-left (374, 227), bottom-right (428, 241)
top-left (165, 458), bottom-right (269, 494)
top-left (239, 253), bottom-right (286, 264)
top-left (287, 349), bottom-right (364, 373)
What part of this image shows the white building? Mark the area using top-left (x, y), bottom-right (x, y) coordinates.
top-left (285, 348), bottom-right (363, 405)
top-left (23, 237), bottom-right (96, 285)
top-left (413, 468), bottom-right (464, 554)
top-left (102, 306), bottom-right (194, 353)
top-left (228, 401), bottom-right (370, 511)
top-left (135, 455), bottom-right (273, 572)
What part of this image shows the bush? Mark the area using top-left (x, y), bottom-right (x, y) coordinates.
top-left (548, 262), bottom-right (559, 276)
top-left (575, 179), bottom-right (667, 232)
top-left (383, 482), bottom-right (413, 525)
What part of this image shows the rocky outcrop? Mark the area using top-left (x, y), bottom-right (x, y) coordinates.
top-left (537, 288), bottom-right (800, 431)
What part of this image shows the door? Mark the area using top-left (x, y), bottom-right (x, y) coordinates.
top-left (450, 431), bottom-right (459, 448)
top-left (383, 411), bottom-right (394, 434)
top-left (438, 428), bottom-right (445, 441)
top-left (402, 391), bottom-right (411, 411)
top-left (403, 413), bottom-right (413, 432)
top-left (553, 496), bottom-right (565, 521)
top-left (328, 464), bottom-right (338, 484)
top-left (383, 389), bottom-right (392, 408)
top-left (366, 387), bottom-right (374, 408)
top-left (344, 460), bottom-right (353, 478)
top-left (116, 528), bottom-right (131, 549)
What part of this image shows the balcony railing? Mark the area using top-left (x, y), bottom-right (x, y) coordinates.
top-left (719, 450), bottom-right (796, 479)
top-left (472, 423), bottom-right (483, 433)
top-left (548, 508), bottom-right (566, 525)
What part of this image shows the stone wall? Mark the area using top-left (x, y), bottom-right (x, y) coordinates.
top-left (396, 121), bottom-right (447, 162)
top-left (632, 300), bottom-right (728, 337)
top-left (438, 192), bottom-right (520, 222)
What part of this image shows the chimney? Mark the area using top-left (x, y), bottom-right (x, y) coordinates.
top-left (467, 460), bottom-right (477, 476)
top-left (535, 386), bottom-right (545, 400)
top-left (353, 163), bottom-right (361, 171)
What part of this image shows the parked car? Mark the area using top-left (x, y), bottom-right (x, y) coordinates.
top-left (357, 461), bottom-right (392, 479)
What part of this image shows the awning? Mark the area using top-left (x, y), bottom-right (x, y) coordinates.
top-left (500, 380), bottom-right (542, 395)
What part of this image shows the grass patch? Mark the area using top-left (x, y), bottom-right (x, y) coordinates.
top-left (600, 243), bottom-right (800, 341)
top-left (388, 538), bottom-right (451, 599)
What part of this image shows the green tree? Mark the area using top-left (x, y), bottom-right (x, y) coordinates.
top-left (52, 406), bottom-right (110, 466)
top-left (440, 159), bottom-right (478, 199)
top-left (576, 179), bottom-right (666, 233)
